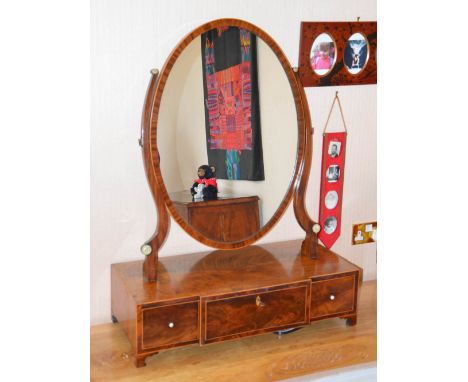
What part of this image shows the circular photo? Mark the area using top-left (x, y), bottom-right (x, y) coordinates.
top-left (344, 32), bottom-right (369, 75)
top-left (325, 190), bottom-right (339, 210)
top-left (310, 33), bottom-right (336, 76)
top-left (324, 216), bottom-right (338, 235)
top-left (326, 165), bottom-right (340, 183)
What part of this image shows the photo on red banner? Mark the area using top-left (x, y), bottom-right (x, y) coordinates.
top-left (318, 131), bottom-right (347, 249)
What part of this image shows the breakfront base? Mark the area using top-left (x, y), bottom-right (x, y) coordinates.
top-left (111, 239), bottom-right (362, 368)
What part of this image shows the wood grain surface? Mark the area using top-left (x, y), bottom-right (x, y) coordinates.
top-left (111, 240), bottom-right (361, 366)
top-left (172, 196), bottom-right (260, 242)
top-left (298, 22), bottom-right (377, 87)
top-left (202, 282), bottom-right (308, 343)
top-left (140, 69), bottom-right (169, 281)
top-left (92, 281), bottom-right (376, 381)
top-left (141, 301), bottom-right (199, 350)
top-left (292, 70), bottom-right (318, 258)
top-left (111, 240), bottom-right (360, 305)
top-left (310, 275), bottom-right (356, 320)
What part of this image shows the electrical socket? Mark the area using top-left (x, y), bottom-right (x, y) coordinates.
top-left (352, 221), bottom-right (377, 245)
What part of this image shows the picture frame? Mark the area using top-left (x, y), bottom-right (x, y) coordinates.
top-left (297, 21), bottom-right (377, 87)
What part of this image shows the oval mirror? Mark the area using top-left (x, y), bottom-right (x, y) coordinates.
top-left (150, 19), bottom-right (304, 249)
top-left (344, 32), bottom-right (369, 74)
top-left (310, 33), bottom-right (336, 76)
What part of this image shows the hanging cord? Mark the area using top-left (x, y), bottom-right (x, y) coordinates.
top-left (323, 91), bottom-right (348, 134)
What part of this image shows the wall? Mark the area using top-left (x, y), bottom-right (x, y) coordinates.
top-left (91, 0), bottom-right (377, 324)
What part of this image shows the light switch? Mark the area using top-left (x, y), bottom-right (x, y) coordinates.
top-left (352, 221), bottom-right (377, 245)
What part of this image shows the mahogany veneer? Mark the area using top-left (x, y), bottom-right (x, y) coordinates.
top-left (171, 193), bottom-right (260, 242)
top-left (141, 301), bottom-right (199, 350)
top-left (298, 21), bottom-right (377, 87)
top-left (202, 282), bottom-right (309, 344)
top-left (111, 239), bottom-right (361, 367)
top-left (310, 275), bottom-right (357, 320)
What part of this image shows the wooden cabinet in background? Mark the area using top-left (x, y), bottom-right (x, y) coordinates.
top-left (171, 193), bottom-right (260, 242)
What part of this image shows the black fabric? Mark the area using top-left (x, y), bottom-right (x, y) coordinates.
top-left (201, 27), bottom-right (264, 181)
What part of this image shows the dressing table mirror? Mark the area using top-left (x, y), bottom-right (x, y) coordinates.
top-left (112, 18), bottom-right (362, 367)
top-left (155, 24), bottom-right (298, 245)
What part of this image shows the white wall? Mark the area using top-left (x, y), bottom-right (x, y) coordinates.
top-left (91, 0), bottom-right (377, 324)
top-left (158, 36), bottom-right (203, 193)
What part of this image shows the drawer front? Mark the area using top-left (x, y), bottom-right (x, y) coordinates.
top-left (190, 202), bottom-right (259, 242)
top-left (202, 283), bottom-right (308, 343)
top-left (141, 301), bottom-right (199, 350)
top-left (310, 274), bottom-right (357, 320)
top-left (219, 202), bottom-right (260, 242)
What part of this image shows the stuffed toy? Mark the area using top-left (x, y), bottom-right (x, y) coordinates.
top-left (190, 165), bottom-right (218, 200)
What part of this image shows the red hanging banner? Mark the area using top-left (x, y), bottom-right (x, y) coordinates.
top-left (318, 93), bottom-right (348, 249)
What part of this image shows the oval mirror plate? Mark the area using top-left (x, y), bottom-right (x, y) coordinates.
top-left (149, 19), bottom-right (305, 249)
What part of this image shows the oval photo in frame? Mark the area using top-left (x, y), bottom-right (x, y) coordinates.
top-left (323, 216), bottom-right (338, 234)
top-left (325, 190), bottom-right (339, 210)
top-left (310, 33), bottom-right (336, 76)
top-left (344, 32), bottom-right (370, 75)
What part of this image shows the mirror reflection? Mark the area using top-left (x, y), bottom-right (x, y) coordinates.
top-left (310, 33), bottom-right (336, 76)
top-left (158, 26), bottom-right (298, 243)
top-left (344, 32), bottom-right (369, 74)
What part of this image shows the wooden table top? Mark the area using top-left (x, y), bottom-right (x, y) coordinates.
top-left (92, 280), bottom-right (376, 381)
top-left (169, 191), bottom-right (259, 207)
top-left (112, 240), bottom-right (361, 304)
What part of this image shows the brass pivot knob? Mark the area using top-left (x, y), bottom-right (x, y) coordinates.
top-left (256, 295), bottom-right (266, 307)
top-left (168, 322), bottom-right (175, 328)
top-left (312, 224), bottom-right (321, 234)
top-left (329, 294), bottom-right (335, 301)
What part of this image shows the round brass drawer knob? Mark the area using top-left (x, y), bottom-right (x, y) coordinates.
top-left (329, 294), bottom-right (335, 301)
top-left (168, 322), bottom-right (175, 328)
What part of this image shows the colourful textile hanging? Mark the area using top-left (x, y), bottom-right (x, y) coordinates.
top-left (201, 27), bottom-right (264, 181)
top-left (318, 93), bottom-right (348, 249)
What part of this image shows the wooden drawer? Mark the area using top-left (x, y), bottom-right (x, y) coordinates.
top-left (189, 199), bottom-right (260, 242)
top-left (172, 195), bottom-right (260, 242)
top-left (140, 301), bottom-right (199, 351)
top-left (201, 282), bottom-right (309, 344)
top-left (310, 274), bottom-right (357, 320)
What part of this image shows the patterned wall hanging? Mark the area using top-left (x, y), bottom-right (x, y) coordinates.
top-left (297, 21), bottom-right (377, 87)
top-left (201, 27), bottom-right (264, 180)
top-left (318, 92), bottom-right (348, 249)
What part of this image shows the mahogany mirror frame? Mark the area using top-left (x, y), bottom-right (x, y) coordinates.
top-left (140, 18), bottom-right (318, 281)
